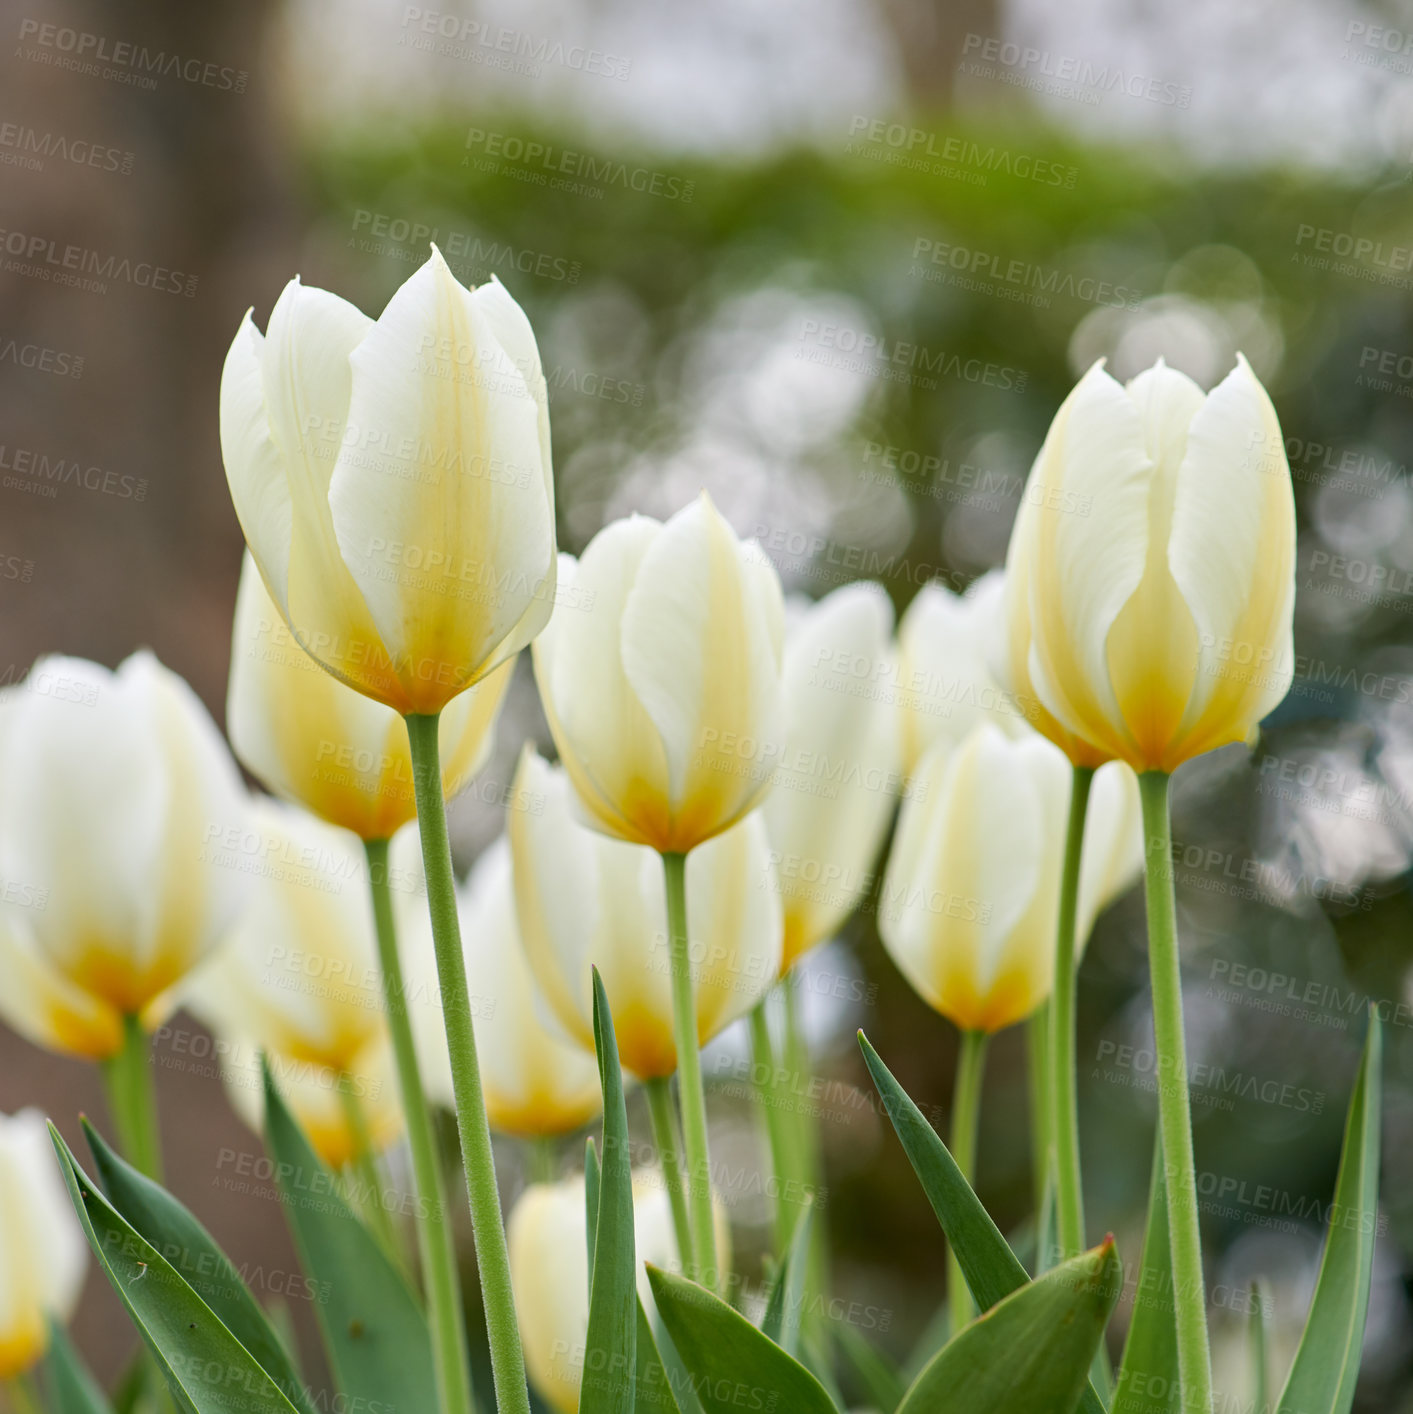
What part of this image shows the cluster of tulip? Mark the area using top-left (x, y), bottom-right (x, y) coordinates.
top-left (0, 250), bottom-right (1378, 1414)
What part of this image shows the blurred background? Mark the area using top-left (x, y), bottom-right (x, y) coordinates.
top-left (3, 0), bottom-right (1413, 1406)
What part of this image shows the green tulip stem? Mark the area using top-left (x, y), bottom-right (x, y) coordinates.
top-left (645, 1075), bottom-right (694, 1271)
top-left (4, 1373), bottom-right (43, 1414)
top-left (1026, 1007), bottom-right (1052, 1223)
top-left (102, 1013), bottom-right (162, 1181)
top-left (948, 1028), bottom-right (989, 1336)
top-left (747, 1001), bottom-right (798, 1253)
top-left (405, 713), bottom-right (529, 1414)
top-left (661, 849), bottom-right (717, 1289)
top-left (529, 1136), bottom-right (556, 1185)
top-left (1139, 770), bottom-right (1213, 1414)
top-left (362, 835), bottom-right (474, 1414)
top-left (1049, 764), bottom-right (1094, 1265)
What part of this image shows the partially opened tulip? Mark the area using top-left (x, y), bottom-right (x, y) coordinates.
top-left (183, 798), bottom-right (402, 1169)
top-left (0, 653), bottom-right (246, 1176)
top-left (400, 834), bottom-right (602, 1138)
top-left (507, 1170), bottom-right (730, 1413)
top-left (765, 582), bottom-right (900, 971)
top-left (897, 574), bottom-right (1028, 777)
top-left (222, 249), bottom-right (558, 1413)
top-left (0, 1109), bottom-right (88, 1379)
top-left (509, 750), bottom-right (782, 1080)
top-left (228, 552), bottom-right (512, 842)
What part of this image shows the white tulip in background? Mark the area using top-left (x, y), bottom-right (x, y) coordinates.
top-left (0, 653), bottom-right (247, 1060)
top-left (227, 552), bottom-right (513, 841)
top-left (509, 749), bottom-right (783, 1080)
top-left (220, 248), bottom-right (556, 715)
top-left (0, 1109), bottom-right (88, 1378)
top-left (1008, 355), bottom-right (1296, 772)
top-left (507, 1170), bottom-right (729, 1414)
top-left (896, 573), bottom-right (1027, 776)
top-left (763, 582), bottom-right (900, 968)
top-left (183, 798), bottom-right (401, 1166)
top-left (879, 724), bottom-right (1140, 1035)
top-left (532, 495), bottom-right (785, 854)
top-left (397, 831), bottom-right (603, 1137)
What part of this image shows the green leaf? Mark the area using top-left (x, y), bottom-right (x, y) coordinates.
top-left (586, 1136), bottom-right (601, 1286)
top-left (897, 1240), bottom-right (1122, 1414)
top-left (1276, 1012), bottom-right (1383, 1414)
top-left (859, 1032), bottom-right (1107, 1414)
top-left (1250, 1280), bottom-right (1270, 1413)
top-left (1113, 1132), bottom-right (1178, 1414)
top-left (81, 1119), bottom-right (315, 1414)
top-left (583, 966), bottom-right (637, 1413)
top-left (760, 1200), bottom-right (812, 1357)
top-left (44, 1318), bottom-right (114, 1414)
top-left (260, 1058), bottom-right (439, 1414)
top-left (635, 1300), bottom-right (683, 1413)
top-left (835, 1323), bottom-right (905, 1414)
top-left (48, 1125), bottom-right (303, 1414)
top-left (647, 1266), bottom-right (840, 1414)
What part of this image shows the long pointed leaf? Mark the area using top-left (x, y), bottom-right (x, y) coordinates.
top-left (260, 1059), bottom-right (439, 1414)
top-left (897, 1240), bottom-right (1122, 1414)
top-left (761, 1200), bottom-right (812, 1356)
top-left (647, 1267), bottom-right (840, 1414)
top-left (1276, 1012), bottom-right (1383, 1414)
top-left (859, 1032), bottom-right (1107, 1414)
top-left (835, 1323), bottom-right (905, 1414)
top-left (81, 1119), bottom-right (315, 1414)
top-left (1113, 1131), bottom-right (1178, 1414)
top-left (49, 1126), bottom-right (302, 1414)
top-left (583, 966), bottom-right (637, 1413)
top-left (44, 1319), bottom-right (114, 1414)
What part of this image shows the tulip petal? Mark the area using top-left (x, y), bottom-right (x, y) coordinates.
top-left (329, 249), bottom-right (555, 710)
top-left (621, 494), bottom-right (784, 851)
top-left (1167, 354), bottom-right (1297, 760)
top-left (0, 915), bottom-right (122, 1060)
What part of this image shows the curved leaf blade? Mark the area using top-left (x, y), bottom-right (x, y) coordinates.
top-left (44, 1319), bottom-right (114, 1414)
top-left (897, 1240), bottom-right (1122, 1414)
top-left (260, 1059), bottom-right (440, 1414)
top-left (761, 1200), bottom-right (812, 1357)
top-left (583, 966), bottom-right (637, 1413)
top-left (647, 1266), bottom-right (840, 1414)
top-left (81, 1118), bottom-right (315, 1414)
top-left (49, 1126), bottom-right (303, 1414)
top-left (859, 1032), bottom-right (1108, 1414)
top-left (1276, 1011), bottom-right (1383, 1414)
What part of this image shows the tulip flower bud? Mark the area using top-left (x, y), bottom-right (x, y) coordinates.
top-left (183, 798), bottom-right (401, 1166)
top-left (228, 552), bottom-right (512, 840)
top-left (1007, 356), bottom-right (1296, 772)
top-left (398, 831), bottom-right (602, 1137)
top-left (509, 749), bottom-right (783, 1080)
top-left (531, 494), bottom-right (785, 854)
top-left (508, 1170), bottom-right (730, 1413)
top-left (0, 653), bottom-right (247, 1060)
top-left (763, 583), bottom-right (900, 968)
top-left (879, 725), bottom-right (1140, 1034)
top-left (897, 573), bottom-right (1029, 777)
top-left (220, 248), bottom-right (556, 716)
top-left (0, 1110), bottom-right (87, 1377)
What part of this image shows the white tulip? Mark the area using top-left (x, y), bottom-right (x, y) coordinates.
top-left (220, 248), bottom-right (555, 716)
top-left (509, 749), bottom-right (783, 1080)
top-left (0, 654), bottom-right (246, 1059)
top-left (0, 1109), bottom-right (88, 1378)
top-left (532, 495), bottom-right (784, 854)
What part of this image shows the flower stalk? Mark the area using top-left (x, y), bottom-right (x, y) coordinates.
top-left (102, 1014), bottom-right (162, 1181)
top-left (406, 711), bottom-right (529, 1414)
top-left (948, 1029), bottom-right (988, 1335)
top-left (364, 835), bottom-right (474, 1414)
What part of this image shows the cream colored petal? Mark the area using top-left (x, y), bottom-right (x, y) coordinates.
top-left (0, 913), bottom-right (122, 1060)
top-left (1166, 355), bottom-right (1297, 764)
top-left (621, 494), bottom-right (785, 853)
top-left (765, 582), bottom-right (899, 965)
top-left (219, 313), bottom-right (295, 608)
top-left (534, 530), bottom-right (674, 846)
top-left (1026, 361), bottom-right (1152, 763)
top-left (329, 248), bottom-right (555, 712)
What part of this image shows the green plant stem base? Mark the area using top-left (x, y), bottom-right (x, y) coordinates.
top-left (102, 1013), bottom-right (162, 1181)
